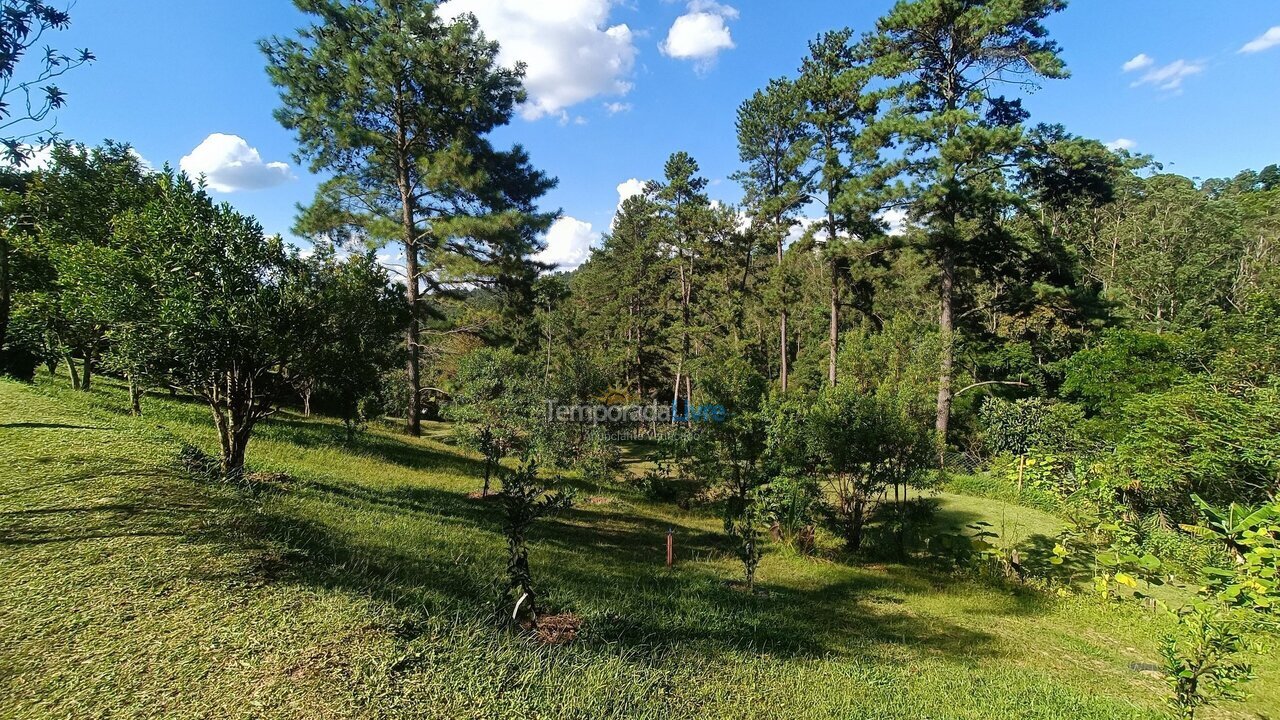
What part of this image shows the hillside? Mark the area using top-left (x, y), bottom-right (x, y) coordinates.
top-left (1, 375), bottom-right (1274, 719)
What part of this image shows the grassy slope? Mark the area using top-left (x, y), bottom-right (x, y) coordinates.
top-left (1, 374), bottom-right (1275, 719)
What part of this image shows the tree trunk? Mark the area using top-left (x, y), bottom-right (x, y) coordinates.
top-left (827, 206), bottom-right (840, 387)
top-left (81, 347), bottom-right (92, 391)
top-left (829, 257), bottom-right (839, 386)
top-left (848, 499), bottom-right (866, 552)
top-left (0, 229), bottom-right (10, 352)
top-left (935, 250), bottom-right (956, 464)
top-left (778, 234), bottom-right (789, 392)
top-left (224, 429), bottom-right (251, 479)
top-left (64, 351), bottom-right (80, 390)
top-left (395, 83), bottom-right (422, 438)
top-left (302, 386), bottom-right (312, 417)
top-left (128, 376), bottom-right (142, 416)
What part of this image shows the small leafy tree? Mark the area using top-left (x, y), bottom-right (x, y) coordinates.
top-left (497, 459), bottom-right (573, 627)
top-left (980, 397), bottom-right (1082, 489)
top-left (805, 385), bottom-right (934, 553)
top-left (448, 347), bottom-right (538, 496)
top-left (286, 245), bottom-right (405, 439)
top-left (17, 142), bottom-right (154, 391)
top-left (694, 354), bottom-right (769, 590)
top-left (1161, 604), bottom-right (1254, 720)
top-left (113, 172), bottom-right (308, 478)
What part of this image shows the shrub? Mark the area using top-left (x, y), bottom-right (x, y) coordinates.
top-left (1161, 604), bottom-right (1254, 720)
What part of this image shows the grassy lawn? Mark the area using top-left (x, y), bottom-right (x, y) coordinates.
top-left (1, 373), bottom-right (1275, 719)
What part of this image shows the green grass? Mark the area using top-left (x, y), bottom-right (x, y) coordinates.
top-left (2, 373), bottom-right (1276, 719)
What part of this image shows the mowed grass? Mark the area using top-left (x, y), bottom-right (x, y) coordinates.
top-left (1, 373), bottom-right (1276, 719)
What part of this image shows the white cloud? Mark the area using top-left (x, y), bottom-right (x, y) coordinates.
top-left (1240, 26), bottom-right (1280, 54)
top-left (782, 210), bottom-right (907, 246)
top-left (879, 208), bottom-right (908, 237)
top-left (1121, 53), bottom-right (1154, 72)
top-left (128, 148), bottom-right (154, 172)
top-left (1105, 138), bottom-right (1137, 152)
top-left (535, 216), bottom-right (598, 270)
top-left (616, 178), bottom-right (645, 207)
top-left (179, 133), bottom-right (293, 193)
top-left (439, 0), bottom-right (637, 121)
top-left (604, 101), bottom-right (633, 115)
top-left (1129, 59), bottom-right (1205, 91)
top-left (3, 144), bottom-right (153, 173)
top-left (610, 177), bottom-right (647, 229)
top-left (660, 1), bottom-right (738, 71)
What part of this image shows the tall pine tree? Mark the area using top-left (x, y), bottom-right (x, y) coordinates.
top-left (262, 0), bottom-right (556, 436)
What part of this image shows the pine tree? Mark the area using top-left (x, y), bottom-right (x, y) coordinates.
top-left (262, 0), bottom-right (556, 436)
top-left (857, 0), bottom-right (1070, 453)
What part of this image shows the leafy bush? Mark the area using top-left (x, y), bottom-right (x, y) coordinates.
top-left (758, 474), bottom-right (822, 548)
top-left (1137, 515), bottom-right (1231, 580)
top-left (1161, 604), bottom-right (1254, 720)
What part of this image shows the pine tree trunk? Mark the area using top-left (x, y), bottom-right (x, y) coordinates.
top-left (829, 257), bottom-right (839, 387)
top-left (403, 216), bottom-right (421, 438)
top-left (395, 85), bottom-right (422, 438)
top-left (778, 234), bottom-right (789, 392)
top-left (827, 206), bottom-right (840, 387)
top-left (935, 250), bottom-right (956, 463)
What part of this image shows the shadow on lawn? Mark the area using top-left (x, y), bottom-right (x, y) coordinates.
top-left (229, 467), bottom-right (1042, 666)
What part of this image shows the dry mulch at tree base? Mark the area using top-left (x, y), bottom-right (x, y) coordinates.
top-left (465, 490), bottom-right (501, 501)
top-left (526, 613), bottom-right (582, 645)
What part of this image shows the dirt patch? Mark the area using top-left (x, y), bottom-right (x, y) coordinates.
top-left (465, 491), bottom-right (500, 501)
top-left (530, 613), bottom-right (582, 645)
top-left (246, 472), bottom-right (294, 490)
top-left (582, 496), bottom-right (613, 506)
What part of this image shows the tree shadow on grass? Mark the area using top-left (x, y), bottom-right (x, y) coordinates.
top-left (219, 468), bottom-right (1043, 667)
top-left (0, 472), bottom-right (236, 547)
top-left (0, 422), bottom-right (114, 430)
top-left (258, 415), bottom-right (490, 479)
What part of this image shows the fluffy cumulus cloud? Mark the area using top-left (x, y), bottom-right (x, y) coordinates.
top-left (535, 216), bottom-right (599, 270)
top-left (660, 1), bottom-right (738, 71)
top-left (1105, 138), bottom-right (1137, 152)
top-left (1123, 55), bottom-right (1205, 92)
top-left (616, 177), bottom-right (645, 207)
top-left (439, 0), bottom-right (636, 122)
top-left (179, 134), bottom-right (293, 192)
top-left (610, 177), bottom-right (647, 228)
top-left (1240, 26), bottom-right (1280, 54)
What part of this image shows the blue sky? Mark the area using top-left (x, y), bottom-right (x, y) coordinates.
top-left (28, 0), bottom-right (1280, 268)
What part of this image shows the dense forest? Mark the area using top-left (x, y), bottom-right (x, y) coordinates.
top-left (2, 1), bottom-right (1278, 718)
